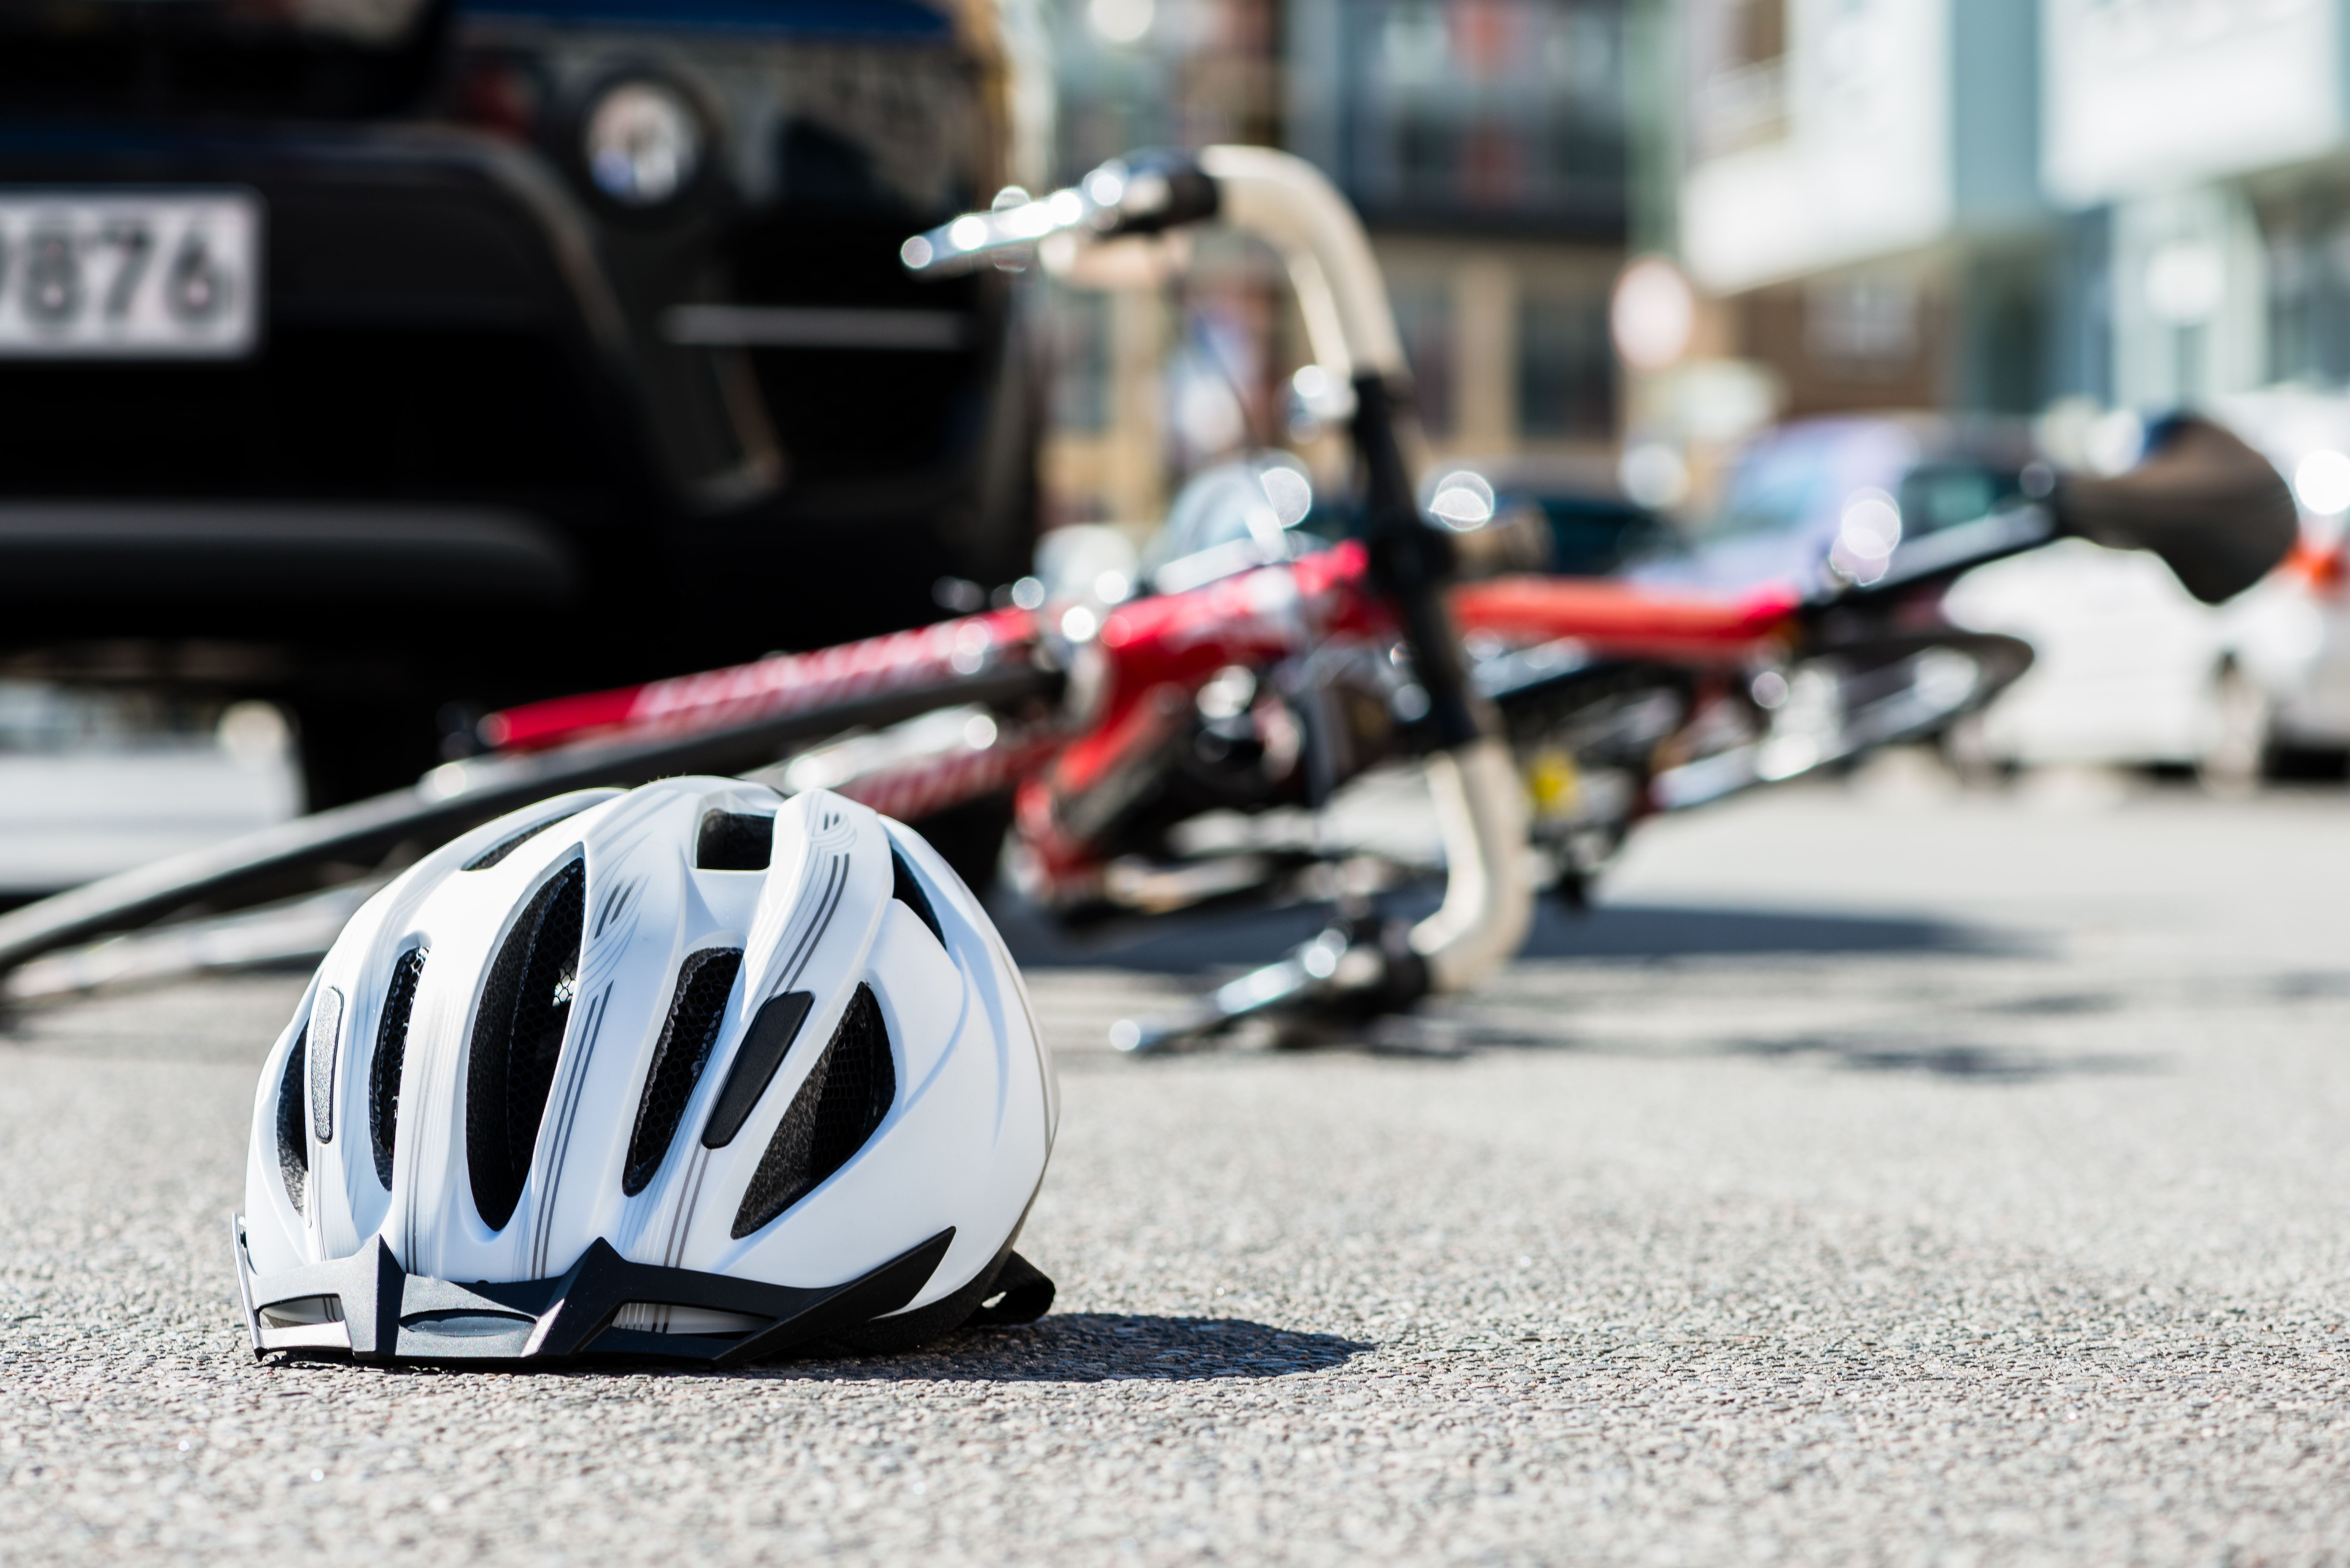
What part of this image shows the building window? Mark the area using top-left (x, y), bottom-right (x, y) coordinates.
top-left (1392, 284), bottom-right (1457, 436)
top-left (1732, 0), bottom-right (1785, 66)
top-left (1803, 275), bottom-right (1920, 372)
top-left (1339, 0), bottom-right (1626, 233)
top-left (2260, 183), bottom-right (2350, 388)
top-left (1517, 291), bottom-right (1615, 439)
top-left (1691, 0), bottom-right (1788, 156)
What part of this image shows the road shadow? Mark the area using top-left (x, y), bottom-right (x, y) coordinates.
top-left (767, 1314), bottom-right (1372, 1383)
top-left (1973, 990), bottom-right (2120, 1017)
top-left (991, 895), bottom-right (1335, 974)
top-left (996, 886), bottom-right (2017, 975)
top-left (1516, 900), bottom-right (2015, 960)
top-left (279, 1314), bottom-right (1373, 1383)
top-left (1336, 1015), bottom-right (2163, 1079)
top-left (2262, 970), bottom-right (2350, 1001)
top-left (1730, 1034), bottom-right (2159, 1082)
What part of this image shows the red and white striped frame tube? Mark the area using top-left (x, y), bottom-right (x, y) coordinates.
top-left (480, 606), bottom-right (1045, 753)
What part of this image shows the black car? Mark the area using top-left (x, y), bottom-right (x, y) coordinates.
top-left (0, 0), bottom-right (1044, 804)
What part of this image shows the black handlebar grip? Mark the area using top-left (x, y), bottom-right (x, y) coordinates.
top-left (1097, 149), bottom-right (1221, 237)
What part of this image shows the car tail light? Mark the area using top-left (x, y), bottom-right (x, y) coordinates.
top-left (2285, 537), bottom-right (2346, 595)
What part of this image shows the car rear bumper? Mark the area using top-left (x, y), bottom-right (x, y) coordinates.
top-left (0, 121), bottom-right (652, 504)
top-left (0, 501), bottom-right (578, 601)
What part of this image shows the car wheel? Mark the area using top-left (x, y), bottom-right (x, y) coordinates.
top-left (2267, 743), bottom-right (2350, 782)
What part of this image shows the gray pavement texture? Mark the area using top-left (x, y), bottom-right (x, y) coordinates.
top-left (7, 769), bottom-right (2350, 1565)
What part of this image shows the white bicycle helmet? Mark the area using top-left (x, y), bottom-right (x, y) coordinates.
top-left (234, 778), bottom-right (1058, 1365)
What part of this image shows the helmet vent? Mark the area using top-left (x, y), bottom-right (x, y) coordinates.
top-left (276, 1022), bottom-right (309, 1214)
top-left (623, 947), bottom-right (744, 1195)
top-left (465, 860), bottom-right (587, 1233)
top-left (464, 806), bottom-right (585, 873)
top-left (891, 848), bottom-right (944, 944)
top-left (697, 811), bottom-right (774, 871)
top-left (368, 948), bottom-right (427, 1190)
top-left (730, 983), bottom-right (896, 1238)
top-left (699, 991), bottom-right (814, 1149)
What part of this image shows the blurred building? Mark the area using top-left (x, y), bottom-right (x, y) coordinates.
top-left (1675, 0), bottom-right (2048, 420)
top-left (1042, 0), bottom-right (1632, 529)
top-left (2041, 0), bottom-right (2350, 415)
top-left (1673, 0), bottom-right (2350, 439)
top-left (1293, 0), bottom-right (1630, 460)
top-left (1034, 0), bottom-right (2350, 536)
top-left (1042, 0), bottom-right (1280, 526)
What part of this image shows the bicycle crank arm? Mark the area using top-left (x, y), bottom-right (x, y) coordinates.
top-left (1108, 922), bottom-right (1430, 1054)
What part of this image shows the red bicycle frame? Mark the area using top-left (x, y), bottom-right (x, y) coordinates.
top-left (475, 537), bottom-right (1798, 897)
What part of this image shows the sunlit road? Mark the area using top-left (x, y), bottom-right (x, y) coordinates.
top-left (6, 767), bottom-right (2350, 1565)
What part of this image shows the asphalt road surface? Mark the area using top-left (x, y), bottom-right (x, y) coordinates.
top-left (6, 766), bottom-right (2350, 1565)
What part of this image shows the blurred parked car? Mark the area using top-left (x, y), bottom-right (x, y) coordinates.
top-left (1604, 411), bottom-right (2346, 782)
top-left (0, 0), bottom-right (1048, 805)
top-left (1941, 539), bottom-right (2271, 777)
top-left (1462, 454), bottom-right (1674, 578)
top-left (1624, 415), bottom-right (2036, 597)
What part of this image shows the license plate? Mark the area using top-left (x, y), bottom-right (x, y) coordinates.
top-left (0, 191), bottom-right (261, 359)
